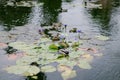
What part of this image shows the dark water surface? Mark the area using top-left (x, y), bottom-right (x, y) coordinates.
top-left (0, 0), bottom-right (120, 80)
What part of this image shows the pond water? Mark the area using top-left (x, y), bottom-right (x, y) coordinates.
top-left (0, 0), bottom-right (120, 80)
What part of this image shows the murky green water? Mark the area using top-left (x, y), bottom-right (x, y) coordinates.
top-left (0, 0), bottom-right (120, 80)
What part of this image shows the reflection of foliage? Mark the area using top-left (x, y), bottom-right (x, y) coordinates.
top-left (90, 8), bottom-right (111, 35)
top-left (26, 72), bottom-right (46, 80)
top-left (4, 46), bottom-right (17, 54)
top-left (40, 0), bottom-right (62, 25)
top-left (0, 6), bottom-right (31, 30)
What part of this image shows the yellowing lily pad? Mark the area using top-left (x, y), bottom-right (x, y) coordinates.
top-left (61, 70), bottom-right (77, 80)
top-left (41, 65), bottom-right (56, 73)
top-left (57, 65), bottom-right (72, 72)
top-left (77, 60), bottom-right (92, 69)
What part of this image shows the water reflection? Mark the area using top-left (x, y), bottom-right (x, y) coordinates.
top-left (112, 0), bottom-right (120, 7)
top-left (89, 0), bottom-right (112, 35)
top-left (40, 0), bottom-right (62, 26)
top-left (26, 72), bottom-right (46, 80)
top-left (0, 6), bottom-right (31, 30)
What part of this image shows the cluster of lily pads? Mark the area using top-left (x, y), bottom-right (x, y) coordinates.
top-left (3, 23), bottom-right (110, 80)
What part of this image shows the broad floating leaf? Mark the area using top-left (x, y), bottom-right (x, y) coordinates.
top-left (49, 44), bottom-right (58, 50)
top-left (95, 35), bottom-right (109, 41)
top-left (31, 76), bottom-right (38, 79)
top-left (61, 70), bottom-right (77, 80)
top-left (16, 56), bottom-right (39, 65)
top-left (27, 66), bottom-right (40, 76)
top-left (57, 65), bottom-right (76, 80)
top-left (9, 42), bottom-right (35, 51)
top-left (57, 65), bottom-right (72, 72)
top-left (40, 38), bottom-right (51, 43)
top-left (40, 53), bottom-right (58, 60)
top-left (5, 65), bottom-right (40, 76)
top-left (77, 60), bottom-right (92, 69)
top-left (69, 50), bottom-right (85, 58)
top-left (41, 65), bottom-right (56, 73)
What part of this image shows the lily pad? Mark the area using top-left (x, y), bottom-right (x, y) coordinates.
top-left (61, 70), bottom-right (77, 80)
top-left (39, 38), bottom-right (51, 43)
top-left (81, 54), bottom-right (94, 62)
top-left (57, 65), bottom-right (72, 72)
top-left (5, 65), bottom-right (40, 76)
top-left (95, 35), bottom-right (109, 40)
top-left (77, 60), bottom-right (92, 69)
top-left (41, 65), bottom-right (56, 73)
top-left (16, 56), bottom-right (39, 65)
top-left (49, 44), bottom-right (58, 50)
top-left (69, 50), bottom-right (85, 58)
top-left (56, 58), bottom-right (76, 68)
top-left (9, 42), bottom-right (35, 51)
top-left (39, 53), bottom-right (58, 60)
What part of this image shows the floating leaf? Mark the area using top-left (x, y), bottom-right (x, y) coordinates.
top-left (77, 60), bottom-right (92, 69)
top-left (16, 56), bottom-right (39, 65)
top-left (41, 65), bottom-right (56, 73)
top-left (27, 66), bottom-right (40, 76)
top-left (42, 53), bottom-right (58, 60)
top-left (9, 42), bottom-right (34, 51)
top-left (69, 51), bottom-right (85, 58)
top-left (57, 65), bottom-right (76, 80)
top-left (61, 70), bottom-right (77, 80)
top-left (81, 54), bottom-right (94, 62)
top-left (40, 38), bottom-right (51, 43)
top-left (57, 65), bottom-right (72, 72)
top-left (95, 35), bottom-right (109, 40)
top-left (37, 59), bottom-right (54, 65)
top-left (59, 61), bottom-right (76, 68)
top-left (49, 44), bottom-right (58, 50)
top-left (31, 76), bottom-right (38, 79)
top-left (5, 65), bottom-right (29, 74)
top-left (5, 65), bottom-right (40, 76)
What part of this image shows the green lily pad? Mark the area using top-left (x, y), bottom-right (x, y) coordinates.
top-left (5, 65), bottom-right (29, 74)
top-left (69, 50), bottom-right (85, 58)
top-left (9, 42), bottom-right (35, 51)
top-left (95, 35), bottom-right (109, 40)
top-left (16, 56), bottom-right (39, 65)
top-left (49, 44), bottom-right (58, 50)
top-left (59, 61), bottom-right (76, 68)
top-left (41, 53), bottom-right (58, 60)
top-left (37, 59), bottom-right (54, 65)
top-left (41, 65), bottom-right (56, 73)
top-left (56, 58), bottom-right (76, 68)
top-left (27, 66), bottom-right (40, 76)
top-left (5, 65), bottom-right (40, 76)
top-left (39, 38), bottom-right (51, 43)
